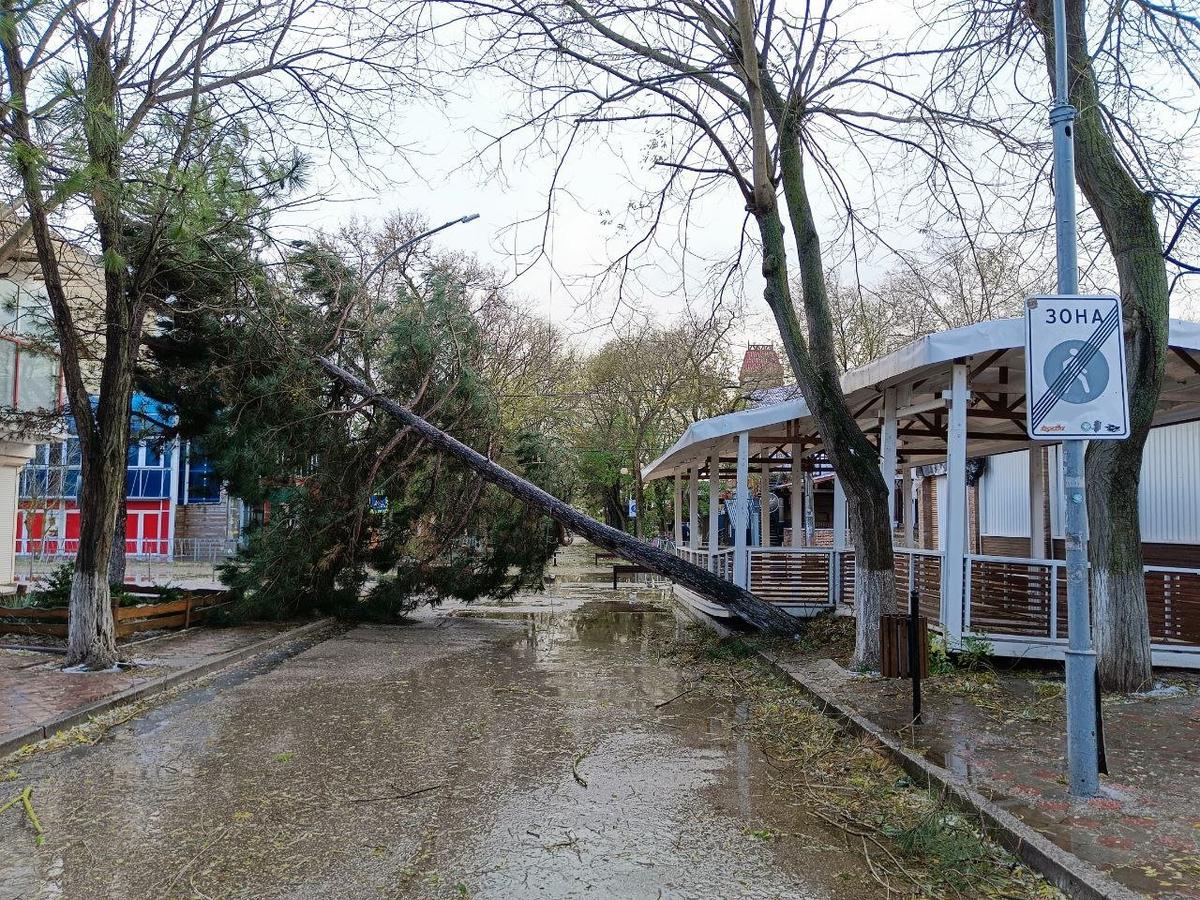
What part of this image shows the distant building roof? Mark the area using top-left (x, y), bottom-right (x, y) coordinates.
top-left (739, 344), bottom-right (784, 380)
top-left (747, 384), bottom-right (805, 406)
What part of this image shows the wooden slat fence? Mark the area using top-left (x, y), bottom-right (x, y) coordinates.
top-left (1144, 567), bottom-right (1200, 646)
top-left (0, 588), bottom-right (232, 638)
top-left (748, 549), bottom-right (833, 607)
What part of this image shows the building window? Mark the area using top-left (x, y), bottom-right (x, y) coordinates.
top-left (184, 447), bottom-right (222, 504)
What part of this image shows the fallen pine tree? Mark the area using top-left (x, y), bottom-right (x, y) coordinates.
top-left (317, 356), bottom-right (800, 636)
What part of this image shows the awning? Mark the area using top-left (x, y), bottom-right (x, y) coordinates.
top-left (644, 317), bottom-right (1200, 480)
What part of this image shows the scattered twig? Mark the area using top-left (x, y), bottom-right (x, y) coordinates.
top-left (159, 824), bottom-right (228, 895)
top-left (350, 782), bottom-right (446, 803)
top-left (571, 748), bottom-right (590, 787)
top-left (0, 786), bottom-right (44, 845)
top-left (654, 682), bottom-right (701, 709)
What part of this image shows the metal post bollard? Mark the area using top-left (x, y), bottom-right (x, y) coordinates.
top-left (908, 589), bottom-right (922, 725)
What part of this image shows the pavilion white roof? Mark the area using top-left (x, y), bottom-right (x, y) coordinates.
top-left (644, 317), bottom-right (1200, 481)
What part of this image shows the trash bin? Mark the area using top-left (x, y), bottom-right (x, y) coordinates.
top-left (880, 613), bottom-right (929, 678)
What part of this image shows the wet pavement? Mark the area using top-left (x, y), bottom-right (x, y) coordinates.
top-left (0, 624), bottom-right (295, 739)
top-left (1, 550), bottom-right (880, 899)
top-left (792, 652), bottom-right (1200, 898)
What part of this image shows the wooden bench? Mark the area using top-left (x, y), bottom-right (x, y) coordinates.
top-left (595, 551), bottom-right (617, 565)
top-left (612, 564), bottom-right (650, 589)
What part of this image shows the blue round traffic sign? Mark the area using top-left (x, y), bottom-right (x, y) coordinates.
top-left (1043, 339), bottom-right (1109, 404)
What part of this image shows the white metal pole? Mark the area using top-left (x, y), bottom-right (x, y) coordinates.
top-left (733, 432), bottom-right (750, 588)
top-left (942, 363), bottom-right (969, 650)
top-left (688, 465), bottom-right (700, 549)
top-left (1050, 0), bottom-right (1100, 798)
top-left (790, 444), bottom-right (803, 548)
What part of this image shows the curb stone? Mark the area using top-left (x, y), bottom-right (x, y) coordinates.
top-left (0, 617), bottom-right (337, 759)
top-left (670, 591), bottom-right (1139, 900)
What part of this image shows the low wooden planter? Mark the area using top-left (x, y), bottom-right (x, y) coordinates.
top-left (0, 588), bottom-right (232, 638)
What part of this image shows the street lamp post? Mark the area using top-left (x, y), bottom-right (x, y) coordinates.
top-left (362, 213), bottom-right (480, 284)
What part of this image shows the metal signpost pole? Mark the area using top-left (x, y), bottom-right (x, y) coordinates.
top-left (1049, 0), bottom-right (1100, 797)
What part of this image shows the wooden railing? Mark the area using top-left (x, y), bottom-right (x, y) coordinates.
top-left (673, 540), bottom-right (1200, 657)
top-left (0, 587), bottom-right (232, 639)
top-left (748, 547), bottom-right (836, 608)
top-left (894, 549), bottom-right (944, 626)
top-left (964, 555), bottom-right (1059, 639)
top-left (962, 557), bottom-right (1200, 651)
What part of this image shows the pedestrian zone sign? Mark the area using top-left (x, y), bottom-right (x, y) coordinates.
top-left (1025, 294), bottom-right (1129, 440)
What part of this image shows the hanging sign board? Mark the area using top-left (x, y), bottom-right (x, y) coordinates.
top-left (1025, 294), bottom-right (1129, 440)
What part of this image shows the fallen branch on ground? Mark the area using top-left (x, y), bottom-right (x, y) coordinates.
top-left (316, 356), bottom-right (800, 636)
top-left (0, 786), bottom-right (45, 845)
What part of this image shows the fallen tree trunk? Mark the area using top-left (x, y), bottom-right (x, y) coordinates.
top-left (317, 356), bottom-right (799, 636)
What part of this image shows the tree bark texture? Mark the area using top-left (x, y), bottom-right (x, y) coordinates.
top-left (317, 356), bottom-right (801, 636)
top-left (1, 12), bottom-right (125, 668)
top-left (1029, 0), bottom-right (1167, 691)
top-left (732, 0), bottom-right (896, 668)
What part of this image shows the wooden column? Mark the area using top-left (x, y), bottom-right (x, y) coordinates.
top-left (942, 362), bottom-right (969, 649)
top-left (789, 444), bottom-right (803, 548)
top-left (733, 432), bottom-right (750, 589)
top-left (688, 464), bottom-right (700, 549)
top-left (1029, 446), bottom-right (1047, 558)
top-left (708, 451), bottom-right (720, 555)
top-left (880, 387), bottom-right (898, 532)
top-left (833, 477), bottom-right (847, 550)
top-left (804, 472), bottom-right (815, 545)
top-left (673, 471), bottom-right (683, 545)
top-left (901, 466), bottom-right (915, 548)
top-left (759, 460), bottom-right (771, 547)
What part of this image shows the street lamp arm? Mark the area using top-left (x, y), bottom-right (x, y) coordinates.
top-left (362, 213), bottom-right (480, 284)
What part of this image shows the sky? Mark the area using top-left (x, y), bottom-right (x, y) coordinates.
top-left (268, 0), bottom-right (1199, 356)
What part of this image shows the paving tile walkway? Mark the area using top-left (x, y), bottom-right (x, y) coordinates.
top-left (0, 624), bottom-right (294, 737)
top-left (788, 653), bottom-right (1200, 899)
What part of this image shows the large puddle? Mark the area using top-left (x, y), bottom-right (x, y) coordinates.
top-left (0, 546), bottom-right (877, 898)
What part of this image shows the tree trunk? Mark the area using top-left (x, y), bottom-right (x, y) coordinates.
top-left (66, 28), bottom-right (136, 670)
top-left (602, 484), bottom-right (623, 529)
top-left (317, 356), bottom-right (800, 636)
top-left (109, 494), bottom-right (128, 586)
top-left (1029, 0), bottom-right (1168, 691)
top-left (731, 0), bottom-right (895, 668)
top-left (67, 449), bottom-right (123, 668)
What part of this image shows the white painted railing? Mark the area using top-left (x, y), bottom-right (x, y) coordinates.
top-left (674, 538), bottom-right (1200, 662)
top-left (747, 546), bottom-right (837, 608)
top-left (675, 544), bottom-right (736, 581)
top-left (963, 554), bottom-right (1061, 640)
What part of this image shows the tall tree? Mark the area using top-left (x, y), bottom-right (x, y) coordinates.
top-left (569, 316), bottom-right (736, 536)
top-left (928, 0), bottom-right (1199, 688)
top-left (413, 0), bottom-right (973, 666)
top-left (0, 0), bottom-right (413, 667)
top-left (144, 236), bottom-right (570, 618)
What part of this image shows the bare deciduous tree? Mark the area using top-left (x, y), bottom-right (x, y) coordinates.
top-left (927, 0), bottom-right (1200, 689)
top-left (1, 0), bottom-right (419, 668)
top-left (409, 0), bottom-right (989, 666)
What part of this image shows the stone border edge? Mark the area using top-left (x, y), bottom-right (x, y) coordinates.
top-left (0, 617), bottom-right (336, 759)
top-left (670, 587), bottom-right (1139, 900)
